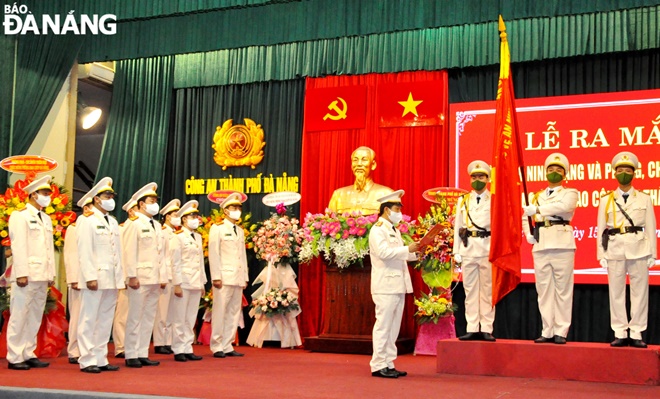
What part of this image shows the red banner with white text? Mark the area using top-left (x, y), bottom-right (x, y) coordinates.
top-left (450, 89), bottom-right (660, 284)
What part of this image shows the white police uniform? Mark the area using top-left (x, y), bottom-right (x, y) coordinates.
top-left (597, 152), bottom-right (656, 343)
top-left (368, 190), bottom-right (416, 375)
top-left (112, 197), bottom-right (137, 357)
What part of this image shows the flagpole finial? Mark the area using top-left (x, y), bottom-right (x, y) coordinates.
top-left (498, 15), bottom-right (506, 32)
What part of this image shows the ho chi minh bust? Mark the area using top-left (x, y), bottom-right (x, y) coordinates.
top-left (327, 146), bottom-right (393, 215)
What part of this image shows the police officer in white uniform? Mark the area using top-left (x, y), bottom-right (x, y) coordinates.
top-left (76, 177), bottom-right (125, 373)
top-left (152, 199), bottom-right (181, 355)
top-left (368, 190), bottom-right (419, 379)
top-left (6, 176), bottom-right (56, 370)
top-left (454, 161), bottom-right (495, 341)
top-left (64, 195), bottom-right (94, 364)
top-left (522, 153), bottom-right (578, 345)
top-left (122, 183), bottom-right (166, 367)
top-left (112, 197), bottom-right (138, 358)
top-left (597, 151), bottom-right (656, 348)
top-left (170, 200), bottom-right (206, 362)
top-left (209, 192), bottom-right (249, 358)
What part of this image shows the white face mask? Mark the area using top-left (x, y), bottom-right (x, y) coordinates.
top-left (388, 209), bottom-right (402, 224)
top-left (170, 216), bottom-right (181, 227)
top-left (145, 202), bottom-right (160, 216)
top-left (186, 218), bottom-right (200, 230)
top-left (101, 199), bottom-right (115, 212)
top-left (228, 210), bottom-right (242, 220)
top-left (36, 194), bottom-right (51, 208)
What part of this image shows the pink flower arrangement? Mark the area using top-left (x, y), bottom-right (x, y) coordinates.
top-left (252, 212), bottom-right (304, 264)
top-left (251, 287), bottom-right (300, 317)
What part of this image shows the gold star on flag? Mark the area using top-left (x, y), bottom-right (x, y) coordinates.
top-left (398, 92), bottom-right (423, 117)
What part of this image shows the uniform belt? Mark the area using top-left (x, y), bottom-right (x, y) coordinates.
top-left (607, 226), bottom-right (643, 235)
top-left (467, 230), bottom-right (491, 238)
top-left (539, 220), bottom-right (570, 228)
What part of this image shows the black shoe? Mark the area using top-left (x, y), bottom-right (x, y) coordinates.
top-left (115, 352), bottom-right (125, 358)
top-left (224, 351), bottom-right (244, 357)
top-left (553, 335), bottom-right (567, 345)
top-left (630, 339), bottom-right (647, 348)
top-left (8, 362), bottom-right (30, 370)
top-left (388, 368), bottom-right (407, 377)
top-left (185, 353), bottom-right (203, 361)
top-left (25, 358), bottom-right (49, 368)
top-left (174, 354), bottom-right (187, 362)
top-left (154, 346), bottom-right (171, 355)
top-left (458, 332), bottom-right (480, 341)
top-left (213, 351), bottom-right (226, 358)
top-left (482, 333), bottom-right (496, 342)
top-left (81, 366), bottom-right (101, 374)
top-left (125, 358), bottom-right (142, 368)
top-left (372, 368), bottom-right (398, 378)
top-left (99, 364), bottom-right (120, 371)
top-left (164, 345), bottom-right (174, 354)
top-left (138, 357), bottom-right (160, 366)
top-left (68, 357), bottom-right (79, 364)
top-left (534, 336), bottom-right (553, 344)
top-left (610, 338), bottom-right (629, 347)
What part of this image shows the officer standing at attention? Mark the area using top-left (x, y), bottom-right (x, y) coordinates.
top-left (453, 160), bottom-right (495, 342)
top-left (597, 151), bottom-right (656, 348)
top-left (368, 190), bottom-right (419, 379)
top-left (6, 175), bottom-right (56, 370)
top-left (522, 153), bottom-right (578, 345)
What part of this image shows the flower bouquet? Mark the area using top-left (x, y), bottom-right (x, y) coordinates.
top-left (413, 288), bottom-right (457, 325)
top-left (250, 287), bottom-right (300, 318)
top-left (0, 178), bottom-right (76, 250)
top-left (197, 209), bottom-right (256, 258)
top-left (252, 205), bottom-right (304, 265)
top-left (299, 211), bottom-right (416, 269)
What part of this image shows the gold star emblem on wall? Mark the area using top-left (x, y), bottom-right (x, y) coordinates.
top-left (398, 92), bottom-right (423, 117)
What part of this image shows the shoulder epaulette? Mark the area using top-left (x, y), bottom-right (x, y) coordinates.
top-left (83, 211), bottom-right (94, 217)
top-left (70, 222), bottom-right (76, 227)
top-left (375, 221), bottom-right (383, 227)
top-left (564, 187), bottom-right (579, 192)
top-left (119, 222), bottom-right (124, 227)
top-left (214, 221), bottom-right (223, 226)
top-left (637, 190), bottom-right (649, 196)
top-left (162, 225), bottom-right (167, 230)
top-left (19, 207), bottom-right (27, 212)
top-left (600, 191), bottom-right (613, 198)
top-left (175, 229), bottom-right (184, 234)
top-left (129, 215), bottom-right (138, 221)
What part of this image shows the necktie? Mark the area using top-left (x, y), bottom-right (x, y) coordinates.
top-left (104, 215), bottom-right (110, 225)
top-left (149, 220), bottom-right (155, 230)
top-left (191, 233), bottom-right (195, 241)
top-left (233, 225), bottom-right (237, 235)
top-left (548, 190), bottom-right (554, 196)
top-left (476, 196), bottom-right (481, 204)
top-left (38, 212), bottom-right (45, 223)
top-left (622, 193), bottom-right (629, 203)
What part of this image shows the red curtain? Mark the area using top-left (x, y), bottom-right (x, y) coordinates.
top-left (299, 71), bottom-right (450, 340)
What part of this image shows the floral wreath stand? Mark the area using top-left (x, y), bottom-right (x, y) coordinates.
top-left (413, 274), bottom-right (457, 356)
top-left (246, 261), bottom-right (302, 348)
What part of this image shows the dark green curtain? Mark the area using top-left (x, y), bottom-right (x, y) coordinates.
top-left (163, 79), bottom-right (305, 342)
top-left (96, 56), bottom-right (174, 213)
top-left (0, 35), bottom-right (15, 190)
top-left (448, 49), bottom-right (660, 344)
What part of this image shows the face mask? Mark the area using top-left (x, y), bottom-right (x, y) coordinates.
top-left (145, 202), bottom-right (159, 216)
top-left (170, 216), bottom-right (181, 227)
top-left (36, 194), bottom-right (51, 208)
top-left (186, 218), bottom-right (200, 230)
top-left (616, 172), bottom-right (633, 186)
top-left (101, 199), bottom-right (115, 212)
top-left (546, 172), bottom-right (564, 184)
top-left (228, 210), bottom-right (242, 220)
top-left (471, 180), bottom-right (486, 191)
top-left (388, 210), bottom-right (402, 224)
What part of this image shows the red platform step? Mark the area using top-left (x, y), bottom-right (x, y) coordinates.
top-left (437, 339), bottom-right (660, 385)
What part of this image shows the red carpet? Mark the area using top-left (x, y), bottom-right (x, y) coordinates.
top-left (438, 339), bottom-right (660, 386)
top-left (2, 344), bottom-right (660, 398)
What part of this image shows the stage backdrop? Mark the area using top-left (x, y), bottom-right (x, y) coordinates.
top-left (299, 71), bottom-right (449, 340)
top-left (450, 89), bottom-right (660, 284)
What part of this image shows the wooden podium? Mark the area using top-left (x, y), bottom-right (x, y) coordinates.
top-left (304, 257), bottom-right (415, 354)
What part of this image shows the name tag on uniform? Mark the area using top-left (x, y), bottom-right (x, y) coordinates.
top-left (224, 233), bottom-right (233, 237)
top-left (142, 229), bottom-right (150, 233)
top-left (96, 225), bottom-right (107, 230)
top-left (29, 220), bottom-right (38, 224)
top-left (389, 234), bottom-right (395, 238)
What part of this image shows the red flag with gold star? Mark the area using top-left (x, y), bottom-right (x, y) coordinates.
top-left (377, 81), bottom-right (445, 127)
top-left (489, 16), bottom-right (524, 305)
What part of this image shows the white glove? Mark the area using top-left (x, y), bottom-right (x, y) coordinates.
top-left (522, 205), bottom-right (537, 217)
top-left (526, 234), bottom-right (537, 245)
top-left (600, 259), bottom-right (608, 269)
top-left (454, 254), bottom-right (463, 264)
top-left (647, 258), bottom-right (656, 269)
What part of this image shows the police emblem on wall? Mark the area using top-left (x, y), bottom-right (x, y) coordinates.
top-left (212, 118), bottom-right (266, 170)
